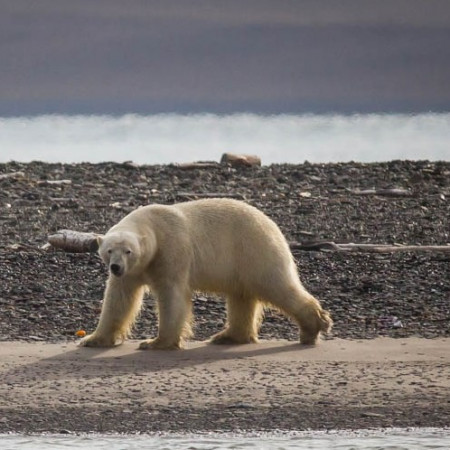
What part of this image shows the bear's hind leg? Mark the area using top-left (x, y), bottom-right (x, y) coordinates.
top-left (268, 284), bottom-right (332, 345)
top-left (139, 285), bottom-right (193, 350)
top-left (80, 276), bottom-right (145, 347)
top-left (210, 295), bottom-right (263, 345)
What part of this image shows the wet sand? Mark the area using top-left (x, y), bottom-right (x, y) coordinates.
top-left (1, 338), bottom-right (449, 433)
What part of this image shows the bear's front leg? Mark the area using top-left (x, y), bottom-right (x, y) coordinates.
top-left (79, 276), bottom-right (145, 348)
top-left (139, 284), bottom-right (192, 350)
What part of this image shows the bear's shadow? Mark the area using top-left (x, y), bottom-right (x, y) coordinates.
top-left (6, 340), bottom-right (316, 383)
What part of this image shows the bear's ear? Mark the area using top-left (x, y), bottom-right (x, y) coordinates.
top-left (96, 235), bottom-right (104, 249)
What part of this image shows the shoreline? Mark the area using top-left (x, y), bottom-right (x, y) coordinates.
top-left (1, 338), bottom-right (449, 433)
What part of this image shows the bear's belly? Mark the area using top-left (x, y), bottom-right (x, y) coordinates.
top-left (189, 262), bottom-right (240, 295)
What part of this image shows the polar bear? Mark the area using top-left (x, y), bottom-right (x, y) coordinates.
top-left (80, 199), bottom-right (332, 349)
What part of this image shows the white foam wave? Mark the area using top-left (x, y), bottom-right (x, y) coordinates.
top-left (0, 113), bottom-right (448, 164)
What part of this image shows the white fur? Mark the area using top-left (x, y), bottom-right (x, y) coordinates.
top-left (80, 199), bottom-right (332, 349)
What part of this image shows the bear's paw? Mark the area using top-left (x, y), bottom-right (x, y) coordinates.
top-left (138, 338), bottom-right (182, 350)
top-left (78, 333), bottom-right (117, 348)
top-left (209, 330), bottom-right (259, 345)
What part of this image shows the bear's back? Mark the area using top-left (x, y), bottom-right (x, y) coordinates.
top-left (175, 198), bottom-right (284, 245)
top-left (119, 199), bottom-right (296, 294)
top-left (175, 199), bottom-right (295, 293)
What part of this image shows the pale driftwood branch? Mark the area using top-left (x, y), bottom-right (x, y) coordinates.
top-left (0, 172), bottom-right (25, 181)
top-left (290, 241), bottom-right (450, 253)
top-left (175, 192), bottom-right (246, 200)
top-left (290, 242), bottom-right (340, 251)
top-left (220, 153), bottom-right (261, 167)
top-left (172, 162), bottom-right (221, 170)
top-left (349, 188), bottom-right (412, 197)
top-left (37, 179), bottom-right (72, 186)
top-left (172, 153), bottom-right (262, 169)
top-left (337, 243), bottom-right (450, 253)
top-left (47, 230), bottom-right (101, 253)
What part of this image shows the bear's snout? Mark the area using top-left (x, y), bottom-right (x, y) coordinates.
top-left (110, 263), bottom-right (123, 276)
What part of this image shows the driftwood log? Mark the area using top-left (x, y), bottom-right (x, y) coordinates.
top-left (290, 242), bottom-right (450, 253)
top-left (175, 192), bottom-right (246, 200)
top-left (0, 172), bottom-right (25, 181)
top-left (47, 230), bottom-right (100, 253)
top-left (172, 153), bottom-right (261, 170)
top-left (46, 230), bottom-right (450, 254)
top-left (172, 161), bottom-right (220, 170)
top-left (348, 188), bottom-right (412, 197)
top-left (220, 153), bottom-right (261, 167)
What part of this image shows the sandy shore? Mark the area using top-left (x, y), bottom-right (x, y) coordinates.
top-left (1, 338), bottom-right (449, 433)
top-left (1, 161), bottom-right (449, 433)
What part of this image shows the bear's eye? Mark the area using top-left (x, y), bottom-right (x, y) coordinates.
top-left (125, 249), bottom-right (132, 255)
top-left (107, 249), bottom-right (112, 254)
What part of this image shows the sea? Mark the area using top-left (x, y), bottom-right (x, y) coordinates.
top-left (1, 429), bottom-right (450, 450)
top-left (0, 113), bottom-right (449, 164)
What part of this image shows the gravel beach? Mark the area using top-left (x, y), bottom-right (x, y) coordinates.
top-left (0, 160), bottom-right (449, 433)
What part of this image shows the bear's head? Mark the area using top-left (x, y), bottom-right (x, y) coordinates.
top-left (97, 231), bottom-right (143, 277)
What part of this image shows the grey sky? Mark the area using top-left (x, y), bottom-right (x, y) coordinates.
top-left (1, 0), bottom-right (449, 116)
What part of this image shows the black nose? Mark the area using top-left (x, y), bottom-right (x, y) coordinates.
top-left (110, 264), bottom-right (121, 275)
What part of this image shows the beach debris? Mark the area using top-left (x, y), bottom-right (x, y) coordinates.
top-left (47, 230), bottom-right (101, 253)
top-left (37, 179), bottom-right (72, 186)
top-left (290, 242), bottom-right (450, 253)
top-left (175, 192), bottom-right (246, 200)
top-left (75, 330), bottom-right (87, 337)
top-left (349, 188), bottom-right (412, 197)
top-left (227, 402), bottom-right (254, 409)
top-left (378, 316), bottom-right (403, 329)
top-left (173, 161), bottom-right (221, 170)
top-left (8, 243), bottom-right (37, 251)
top-left (0, 171), bottom-right (25, 181)
top-left (361, 412), bottom-right (385, 418)
top-left (174, 154), bottom-right (262, 169)
top-left (220, 153), bottom-right (261, 167)
top-left (27, 335), bottom-right (45, 341)
top-left (121, 161), bottom-right (139, 169)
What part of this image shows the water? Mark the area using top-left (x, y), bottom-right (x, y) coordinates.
top-left (0, 113), bottom-right (449, 164)
top-left (1, 429), bottom-right (449, 450)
